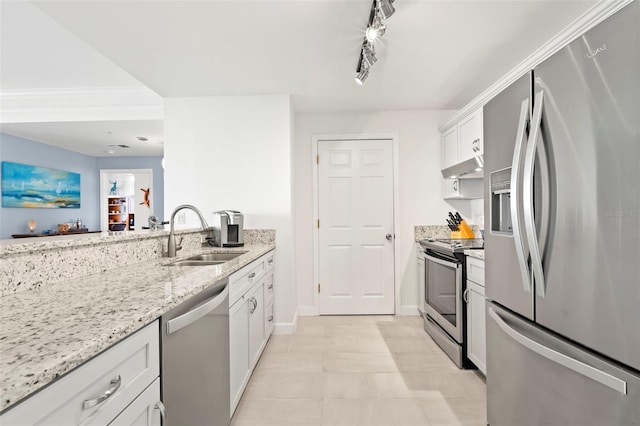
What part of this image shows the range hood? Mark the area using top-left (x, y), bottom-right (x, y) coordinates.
top-left (441, 155), bottom-right (484, 179)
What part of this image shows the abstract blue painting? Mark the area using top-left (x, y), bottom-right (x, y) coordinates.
top-left (1, 161), bottom-right (81, 208)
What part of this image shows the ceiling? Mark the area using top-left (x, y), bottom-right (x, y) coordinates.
top-left (1, 0), bottom-right (597, 154)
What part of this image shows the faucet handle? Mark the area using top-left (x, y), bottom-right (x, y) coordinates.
top-left (176, 236), bottom-right (184, 252)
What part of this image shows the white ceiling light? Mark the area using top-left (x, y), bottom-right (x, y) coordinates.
top-left (355, 0), bottom-right (396, 85)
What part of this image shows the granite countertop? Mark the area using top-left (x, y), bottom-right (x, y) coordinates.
top-left (464, 249), bottom-right (485, 260)
top-left (0, 242), bottom-right (274, 412)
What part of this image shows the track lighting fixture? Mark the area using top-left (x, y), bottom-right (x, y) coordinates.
top-left (354, 0), bottom-right (396, 85)
top-left (377, 0), bottom-right (395, 20)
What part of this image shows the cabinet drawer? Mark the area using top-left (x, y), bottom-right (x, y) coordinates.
top-left (1, 321), bottom-right (159, 426)
top-left (264, 273), bottom-right (274, 306)
top-left (108, 377), bottom-right (161, 426)
top-left (264, 301), bottom-right (275, 337)
top-left (265, 252), bottom-right (275, 274)
top-left (466, 256), bottom-right (485, 286)
top-left (230, 257), bottom-right (266, 305)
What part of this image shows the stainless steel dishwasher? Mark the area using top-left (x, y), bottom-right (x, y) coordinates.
top-left (161, 278), bottom-right (230, 426)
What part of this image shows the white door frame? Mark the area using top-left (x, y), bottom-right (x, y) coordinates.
top-left (99, 169), bottom-right (153, 231)
top-left (312, 134), bottom-right (400, 316)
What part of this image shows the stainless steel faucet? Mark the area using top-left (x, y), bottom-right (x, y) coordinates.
top-left (168, 204), bottom-right (210, 257)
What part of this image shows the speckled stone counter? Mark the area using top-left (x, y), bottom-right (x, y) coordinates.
top-left (414, 225), bottom-right (481, 241)
top-left (0, 230), bottom-right (275, 412)
top-left (464, 249), bottom-right (485, 260)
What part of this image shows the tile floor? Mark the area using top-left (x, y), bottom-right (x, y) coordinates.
top-left (231, 315), bottom-right (487, 426)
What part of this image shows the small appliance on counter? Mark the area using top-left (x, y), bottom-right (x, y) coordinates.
top-left (212, 210), bottom-right (244, 247)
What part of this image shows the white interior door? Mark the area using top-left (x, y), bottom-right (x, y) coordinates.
top-left (317, 139), bottom-right (395, 315)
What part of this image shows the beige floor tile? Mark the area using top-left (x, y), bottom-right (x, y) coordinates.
top-left (295, 324), bottom-right (326, 336)
top-left (378, 323), bottom-right (427, 337)
top-left (290, 336), bottom-right (360, 353)
top-left (243, 371), bottom-right (324, 399)
top-left (255, 351), bottom-right (323, 373)
top-left (322, 398), bottom-right (431, 426)
top-left (394, 351), bottom-right (460, 372)
top-left (448, 371), bottom-right (487, 400)
top-left (353, 336), bottom-right (390, 353)
top-left (262, 335), bottom-right (291, 354)
top-left (232, 398), bottom-right (322, 425)
top-left (367, 372), bottom-right (467, 399)
top-left (383, 336), bottom-right (438, 353)
top-left (323, 352), bottom-right (399, 373)
top-left (323, 325), bottom-right (383, 338)
top-left (322, 372), bottom-right (371, 398)
top-left (420, 398), bottom-right (487, 425)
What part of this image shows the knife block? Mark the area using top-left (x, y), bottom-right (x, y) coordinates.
top-left (451, 220), bottom-right (475, 239)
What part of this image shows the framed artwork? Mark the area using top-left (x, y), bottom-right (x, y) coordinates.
top-left (1, 161), bottom-right (81, 208)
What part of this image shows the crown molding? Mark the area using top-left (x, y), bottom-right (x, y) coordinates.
top-left (438, 0), bottom-right (634, 132)
top-left (0, 86), bottom-right (163, 123)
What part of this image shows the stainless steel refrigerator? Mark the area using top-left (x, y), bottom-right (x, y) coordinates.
top-left (484, 1), bottom-right (640, 424)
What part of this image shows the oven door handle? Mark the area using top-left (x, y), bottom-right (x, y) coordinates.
top-left (425, 253), bottom-right (460, 269)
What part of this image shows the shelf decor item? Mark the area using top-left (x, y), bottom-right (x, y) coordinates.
top-left (1, 161), bottom-right (80, 208)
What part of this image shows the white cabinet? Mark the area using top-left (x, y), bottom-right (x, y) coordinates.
top-left (229, 250), bottom-right (275, 416)
top-left (109, 378), bottom-right (162, 426)
top-left (465, 256), bottom-right (486, 375)
top-left (457, 108), bottom-right (484, 163)
top-left (0, 321), bottom-right (160, 426)
top-left (441, 107), bottom-right (483, 169)
top-left (443, 178), bottom-right (483, 200)
top-left (442, 126), bottom-right (459, 168)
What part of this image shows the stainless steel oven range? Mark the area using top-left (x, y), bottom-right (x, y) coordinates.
top-left (419, 238), bottom-right (483, 368)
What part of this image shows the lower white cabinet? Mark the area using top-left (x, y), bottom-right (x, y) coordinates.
top-left (229, 251), bottom-right (275, 416)
top-left (108, 378), bottom-right (162, 426)
top-left (465, 256), bottom-right (486, 375)
top-left (0, 321), bottom-right (160, 426)
top-left (417, 248), bottom-right (425, 315)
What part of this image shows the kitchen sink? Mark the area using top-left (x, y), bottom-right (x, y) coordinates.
top-left (185, 252), bottom-right (247, 262)
top-left (167, 260), bottom-right (226, 267)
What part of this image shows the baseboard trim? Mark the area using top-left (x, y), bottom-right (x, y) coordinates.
top-left (297, 306), bottom-right (316, 317)
top-left (398, 306), bottom-right (420, 316)
top-left (274, 308), bottom-right (299, 335)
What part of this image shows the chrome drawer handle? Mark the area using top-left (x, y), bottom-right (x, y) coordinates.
top-left (268, 315), bottom-right (274, 322)
top-left (154, 400), bottom-right (166, 423)
top-left (82, 375), bottom-right (121, 410)
top-left (248, 272), bottom-right (256, 279)
top-left (268, 258), bottom-right (274, 264)
top-left (249, 297), bottom-right (258, 313)
top-left (268, 284), bottom-right (273, 290)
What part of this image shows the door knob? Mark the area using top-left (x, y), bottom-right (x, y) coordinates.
top-left (386, 234), bottom-right (393, 241)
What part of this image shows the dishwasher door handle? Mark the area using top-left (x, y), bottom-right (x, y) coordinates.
top-left (166, 284), bottom-right (229, 335)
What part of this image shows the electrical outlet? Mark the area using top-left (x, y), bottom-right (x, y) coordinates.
top-left (176, 212), bottom-right (186, 225)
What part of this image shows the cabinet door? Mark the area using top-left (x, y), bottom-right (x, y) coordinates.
top-left (466, 281), bottom-right (487, 374)
top-left (442, 178), bottom-right (460, 198)
top-left (248, 282), bottom-right (265, 369)
top-left (458, 108), bottom-right (483, 162)
top-left (107, 378), bottom-right (161, 426)
top-left (229, 296), bottom-right (249, 413)
top-left (442, 127), bottom-right (459, 168)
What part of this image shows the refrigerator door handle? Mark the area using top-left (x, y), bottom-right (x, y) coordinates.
top-left (510, 98), bottom-right (532, 293)
top-left (523, 90), bottom-right (547, 297)
top-left (488, 307), bottom-right (628, 395)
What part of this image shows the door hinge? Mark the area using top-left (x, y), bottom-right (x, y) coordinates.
top-left (317, 219), bottom-right (320, 228)
top-left (318, 283), bottom-right (321, 293)
top-left (316, 155), bottom-right (319, 164)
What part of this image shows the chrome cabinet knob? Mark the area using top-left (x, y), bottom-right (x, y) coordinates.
top-left (386, 234), bottom-right (393, 241)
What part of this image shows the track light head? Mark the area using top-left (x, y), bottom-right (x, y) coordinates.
top-left (377, 0), bottom-right (395, 20)
top-left (355, 67), bottom-right (369, 85)
top-left (362, 43), bottom-right (377, 68)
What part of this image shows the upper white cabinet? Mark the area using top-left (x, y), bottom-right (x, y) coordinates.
top-left (457, 108), bottom-right (484, 163)
top-left (442, 126), bottom-right (459, 168)
top-left (441, 107), bottom-right (484, 169)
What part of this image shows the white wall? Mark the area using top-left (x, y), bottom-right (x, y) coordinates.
top-left (293, 110), bottom-right (457, 315)
top-left (163, 95), bottom-right (297, 331)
